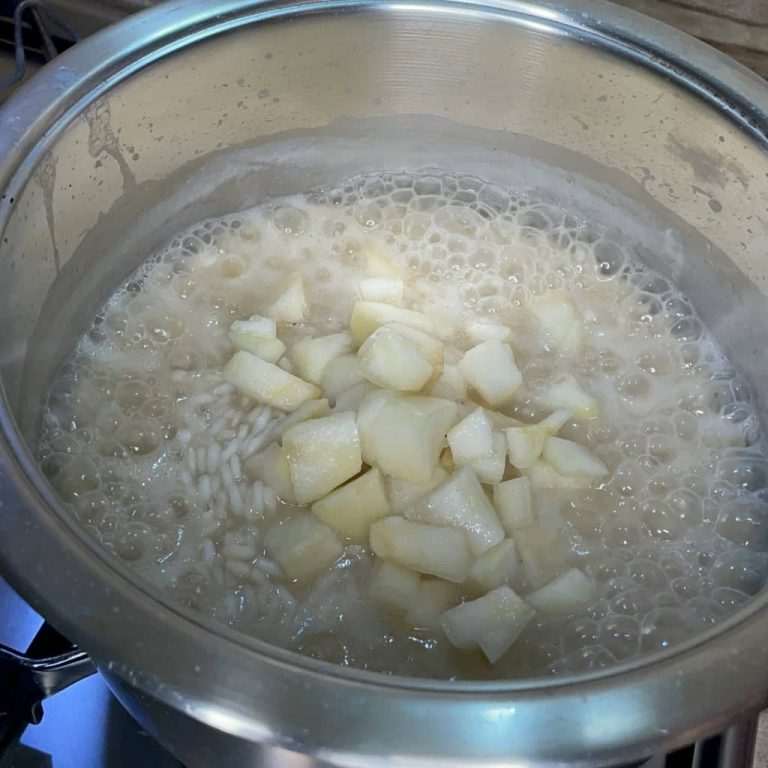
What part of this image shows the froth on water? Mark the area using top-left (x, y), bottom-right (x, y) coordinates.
top-left (37, 171), bottom-right (768, 679)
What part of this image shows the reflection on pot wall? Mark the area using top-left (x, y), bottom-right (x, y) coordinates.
top-left (4, 12), bottom-right (768, 424)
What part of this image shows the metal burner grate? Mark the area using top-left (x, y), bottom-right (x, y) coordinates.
top-left (643, 720), bottom-right (759, 768)
top-left (0, 0), bottom-right (79, 92)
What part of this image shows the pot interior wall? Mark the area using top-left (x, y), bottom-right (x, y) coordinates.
top-left (2, 8), bottom-right (768, 442)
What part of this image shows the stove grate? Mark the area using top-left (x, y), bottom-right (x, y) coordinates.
top-left (0, 0), bottom-right (78, 91)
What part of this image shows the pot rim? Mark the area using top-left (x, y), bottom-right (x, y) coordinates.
top-left (2, 0), bottom-right (768, 763)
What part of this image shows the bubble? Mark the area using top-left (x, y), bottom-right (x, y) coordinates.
top-left (629, 559), bottom-right (669, 592)
top-left (640, 607), bottom-right (691, 651)
top-left (635, 350), bottom-right (671, 376)
top-left (563, 645), bottom-right (617, 672)
top-left (711, 549), bottom-right (766, 594)
top-left (271, 205), bottom-right (309, 236)
top-left (716, 497), bottom-right (768, 550)
top-left (671, 576), bottom-right (700, 600)
top-left (654, 592), bottom-right (682, 609)
top-left (665, 489), bottom-right (703, 527)
top-left (49, 432), bottom-right (81, 455)
top-left (671, 317), bottom-right (702, 342)
top-left (113, 421), bottom-right (161, 456)
top-left (131, 503), bottom-right (177, 534)
top-left (590, 556), bottom-right (629, 583)
top-left (604, 518), bottom-right (646, 548)
top-left (561, 618), bottom-right (599, 652)
top-left (716, 454), bottom-right (768, 492)
top-left (711, 586), bottom-right (751, 611)
top-left (648, 434), bottom-right (679, 463)
top-left (683, 597), bottom-right (725, 628)
top-left (219, 256), bottom-right (247, 279)
top-left (609, 585), bottom-right (653, 616)
top-left (112, 521), bottom-right (152, 561)
top-left (613, 462), bottom-right (647, 497)
top-left (598, 615), bottom-right (640, 659)
top-left (97, 437), bottom-right (127, 458)
top-left (116, 380), bottom-right (151, 411)
top-left (594, 240), bottom-right (626, 279)
top-left (73, 491), bottom-right (110, 525)
top-left (50, 456), bottom-right (101, 501)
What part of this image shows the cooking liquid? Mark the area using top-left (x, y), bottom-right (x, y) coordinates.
top-left (38, 172), bottom-right (768, 678)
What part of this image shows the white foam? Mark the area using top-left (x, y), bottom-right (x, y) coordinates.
top-left (37, 171), bottom-right (768, 679)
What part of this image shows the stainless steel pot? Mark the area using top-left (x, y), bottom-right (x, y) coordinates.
top-left (3, 1), bottom-right (768, 766)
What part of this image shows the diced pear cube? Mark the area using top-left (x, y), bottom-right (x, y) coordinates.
top-left (320, 354), bottom-right (365, 399)
top-left (447, 407), bottom-right (494, 465)
top-left (243, 442), bottom-right (296, 504)
top-left (224, 351), bottom-right (320, 412)
top-left (439, 447), bottom-right (455, 473)
top-left (264, 514), bottom-right (342, 581)
top-left (311, 468), bottom-right (390, 542)
top-left (515, 524), bottom-right (571, 588)
top-left (504, 409), bottom-right (572, 470)
top-left (273, 398), bottom-right (331, 439)
top-left (267, 272), bottom-right (307, 322)
top-left (440, 585), bottom-right (535, 663)
top-left (359, 394), bottom-right (458, 482)
top-left (487, 410), bottom-right (523, 429)
top-left (387, 466), bottom-right (449, 512)
top-left (350, 301), bottom-right (435, 345)
top-left (429, 364), bottom-right (467, 400)
top-left (543, 437), bottom-right (608, 478)
top-left (232, 314), bottom-right (275, 338)
top-left (369, 517), bottom-right (472, 582)
top-left (358, 326), bottom-right (434, 391)
top-left (240, 337), bottom-right (286, 363)
top-left (536, 374), bottom-right (599, 420)
top-left (333, 382), bottom-right (376, 412)
top-left (406, 578), bottom-right (462, 629)
top-left (357, 388), bottom-right (398, 435)
top-left (493, 477), bottom-right (534, 533)
top-left (524, 460), bottom-right (594, 490)
top-left (282, 411), bottom-right (362, 504)
top-left (471, 432), bottom-right (507, 484)
top-left (528, 291), bottom-right (584, 355)
top-left (384, 323), bottom-right (444, 369)
top-left (459, 340), bottom-right (522, 406)
top-left (505, 426), bottom-right (546, 470)
top-left (465, 319), bottom-right (512, 344)
top-left (229, 316), bottom-right (286, 362)
top-left (291, 332), bottom-right (353, 385)
top-left (407, 466), bottom-right (504, 555)
top-left (526, 568), bottom-right (595, 616)
top-left (538, 409), bottom-right (573, 433)
top-left (358, 277), bottom-right (405, 303)
top-left (535, 490), bottom-right (568, 532)
top-left (366, 246), bottom-right (404, 278)
top-left (468, 538), bottom-right (519, 592)
top-left (368, 560), bottom-right (420, 613)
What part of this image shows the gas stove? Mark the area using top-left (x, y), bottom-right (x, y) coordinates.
top-left (0, 3), bottom-right (766, 767)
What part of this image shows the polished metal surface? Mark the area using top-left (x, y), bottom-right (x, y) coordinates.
top-left (3, 1), bottom-right (768, 766)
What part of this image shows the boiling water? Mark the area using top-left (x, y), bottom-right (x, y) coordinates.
top-left (38, 172), bottom-right (768, 678)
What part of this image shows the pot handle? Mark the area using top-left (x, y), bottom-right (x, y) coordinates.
top-left (0, 622), bottom-right (95, 753)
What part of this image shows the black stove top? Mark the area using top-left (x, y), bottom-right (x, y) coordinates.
top-left (0, 580), bottom-right (181, 768)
